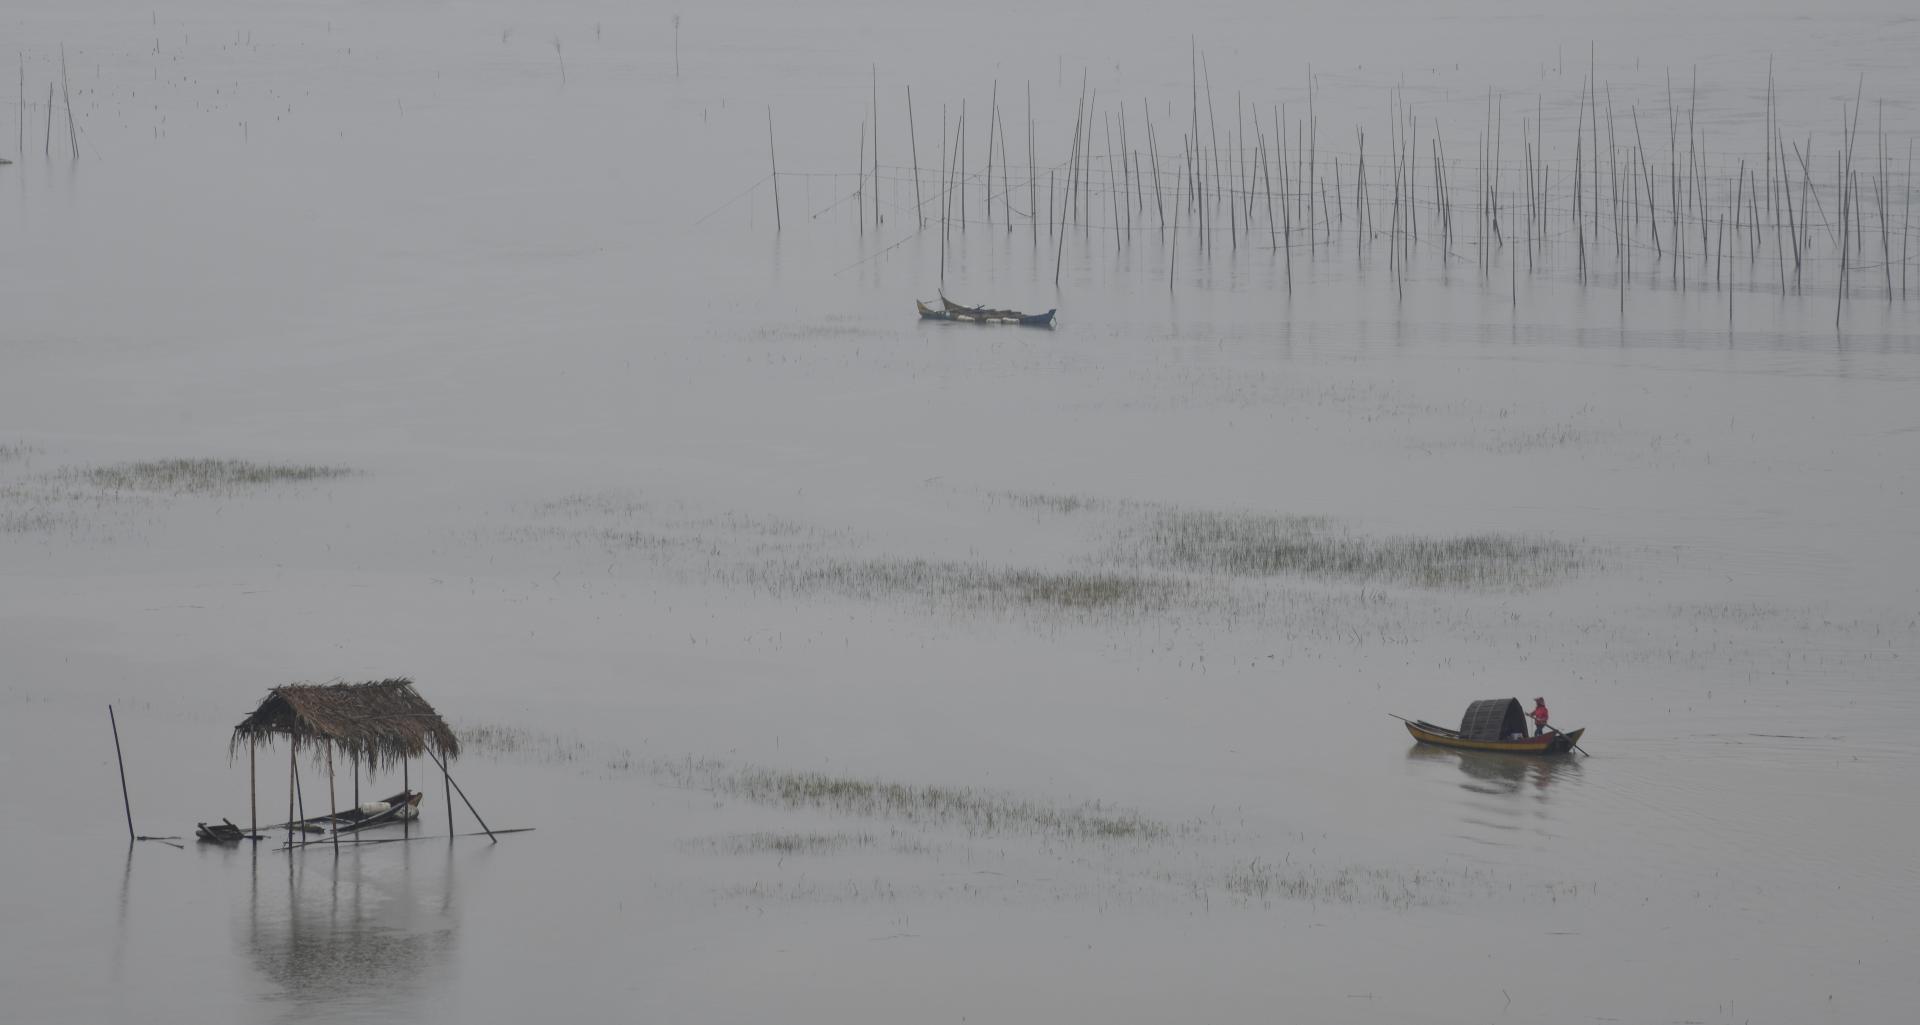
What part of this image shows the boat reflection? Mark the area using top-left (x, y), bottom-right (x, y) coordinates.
top-left (1405, 743), bottom-right (1583, 796)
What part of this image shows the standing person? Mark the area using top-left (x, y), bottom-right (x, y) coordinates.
top-left (1531, 697), bottom-right (1552, 736)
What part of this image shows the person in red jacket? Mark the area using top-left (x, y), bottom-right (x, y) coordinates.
top-left (1531, 697), bottom-right (1553, 736)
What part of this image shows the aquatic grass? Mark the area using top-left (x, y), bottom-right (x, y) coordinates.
top-left (1222, 859), bottom-right (1497, 910)
top-left (1117, 508), bottom-right (1585, 590)
top-left (718, 767), bottom-right (1171, 843)
top-left (457, 723), bottom-right (586, 764)
top-left (78, 458), bottom-right (354, 494)
top-left (684, 831), bottom-right (877, 856)
top-left (989, 490), bottom-right (1116, 515)
top-left (756, 556), bottom-right (1187, 614)
top-left (1484, 423), bottom-right (1595, 454)
top-left (1, 506), bottom-right (65, 534)
top-left (0, 441), bottom-right (38, 464)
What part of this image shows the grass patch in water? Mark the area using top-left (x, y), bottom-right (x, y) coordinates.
top-left (1222, 859), bottom-right (1491, 909)
top-left (719, 768), bottom-right (1170, 843)
top-left (1121, 508), bottom-right (1583, 590)
top-left (764, 557), bottom-right (1185, 613)
top-left (990, 490), bottom-right (1114, 515)
top-left (685, 831), bottom-right (877, 856)
top-left (81, 458), bottom-right (354, 494)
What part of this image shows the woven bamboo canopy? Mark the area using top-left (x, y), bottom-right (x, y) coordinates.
top-left (231, 678), bottom-right (459, 770)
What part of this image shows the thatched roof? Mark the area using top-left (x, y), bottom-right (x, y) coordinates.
top-left (231, 678), bottom-right (458, 768)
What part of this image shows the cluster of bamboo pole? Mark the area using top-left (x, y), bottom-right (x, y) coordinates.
top-left (768, 58), bottom-right (1915, 321)
top-left (14, 48), bottom-right (82, 159)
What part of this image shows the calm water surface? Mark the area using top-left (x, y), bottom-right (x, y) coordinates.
top-left (3, 2), bottom-right (1917, 1023)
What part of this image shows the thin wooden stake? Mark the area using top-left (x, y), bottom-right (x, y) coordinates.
top-left (767, 107), bottom-right (782, 231)
top-left (108, 706), bottom-right (134, 843)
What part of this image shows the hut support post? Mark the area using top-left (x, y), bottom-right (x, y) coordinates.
top-left (249, 737), bottom-right (257, 839)
top-left (402, 759), bottom-right (410, 835)
top-left (425, 743), bottom-right (496, 843)
top-left (326, 741), bottom-right (338, 851)
top-left (443, 744), bottom-right (454, 839)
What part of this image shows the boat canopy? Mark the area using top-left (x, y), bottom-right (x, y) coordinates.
top-left (1458, 698), bottom-right (1529, 741)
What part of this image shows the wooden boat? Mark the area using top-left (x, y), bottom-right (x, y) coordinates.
top-left (1397, 698), bottom-right (1584, 755)
top-left (257, 789), bottom-right (425, 835)
top-left (195, 819), bottom-right (249, 844)
top-left (917, 295), bottom-right (1056, 328)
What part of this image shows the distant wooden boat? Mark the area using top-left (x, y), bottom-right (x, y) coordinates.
top-left (1397, 699), bottom-right (1584, 755)
top-left (918, 294), bottom-right (1056, 328)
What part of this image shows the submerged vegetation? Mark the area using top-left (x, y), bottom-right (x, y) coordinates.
top-left (454, 720), bottom-right (1531, 911)
top-left (683, 831), bottom-right (877, 856)
top-left (79, 458), bottom-right (354, 494)
top-left (1118, 507), bottom-right (1586, 589)
top-left (764, 557), bottom-right (1185, 613)
top-left (504, 486), bottom-right (1590, 631)
top-left (719, 767), bottom-right (1172, 842)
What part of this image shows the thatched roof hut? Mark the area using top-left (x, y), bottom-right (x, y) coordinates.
top-left (231, 678), bottom-right (458, 769)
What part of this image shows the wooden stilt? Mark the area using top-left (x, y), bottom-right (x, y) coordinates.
top-left (442, 743), bottom-right (454, 839)
top-left (249, 737), bottom-right (257, 839)
top-left (326, 741), bottom-right (338, 852)
top-left (287, 737), bottom-right (297, 845)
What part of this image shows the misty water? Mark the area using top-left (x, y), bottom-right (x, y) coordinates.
top-left (3, 2), bottom-right (1917, 1023)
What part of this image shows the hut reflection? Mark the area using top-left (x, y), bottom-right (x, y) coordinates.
top-left (242, 842), bottom-right (460, 1022)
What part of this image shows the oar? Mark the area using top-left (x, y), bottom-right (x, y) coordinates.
top-left (1541, 725), bottom-right (1591, 757)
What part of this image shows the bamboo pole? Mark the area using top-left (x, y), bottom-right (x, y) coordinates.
top-left (424, 743), bottom-right (495, 843)
top-left (287, 737), bottom-right (297, 845)
top-left (1169, 137), bottom-right (1184, 291)
top-left (985, 79), bottom-right (997, 226)
top-left (326, 741), bottom-right (338, 851)
top-left (250, 736), bottom-right (258, 838)
top-left (767, 107), bottom-right (782, 231)
top-left (907, 88), bottom-right (923, 228)
top-left (1029, 83), bottom-right (1037, 244)
top-left (442, 739), bottom-right (455, 839)
top-left (108, 706), bottom-right (134, 843)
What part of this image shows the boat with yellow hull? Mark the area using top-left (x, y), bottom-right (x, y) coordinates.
top-left (1396, 697), bottom-right (1585, 755)
top-left (1403, 719), bottom-right (1583, 755)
